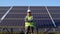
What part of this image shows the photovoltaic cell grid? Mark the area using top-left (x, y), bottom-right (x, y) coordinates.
top-left (0, 6), bottom-right (60, 27)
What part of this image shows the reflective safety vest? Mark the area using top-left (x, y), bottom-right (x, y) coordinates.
top-left (25, 16), bottom-right (34, 27)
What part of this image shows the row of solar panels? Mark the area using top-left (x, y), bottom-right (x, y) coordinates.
top-left (0, 6), bottom-right (60, 32)
top-left (0, 6), bottom-right (60, 27)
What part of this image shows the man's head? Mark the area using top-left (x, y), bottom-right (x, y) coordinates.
top-left (27, 9), bottom-right (31, 16)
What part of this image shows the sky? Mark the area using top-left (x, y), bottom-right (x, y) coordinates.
top-left (0, 0), bottom-right (60, 6)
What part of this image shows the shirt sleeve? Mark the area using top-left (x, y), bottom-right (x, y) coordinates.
top-left (25, 16), bottom-right (28, 22)
top-left (25, 16), bottom-right (33, 22)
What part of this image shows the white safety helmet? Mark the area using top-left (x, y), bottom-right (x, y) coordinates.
top-left (27, 9), bottom-right (31, 13)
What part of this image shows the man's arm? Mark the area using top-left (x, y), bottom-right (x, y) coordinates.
top-left (25, 16), bottom-right (33, 22)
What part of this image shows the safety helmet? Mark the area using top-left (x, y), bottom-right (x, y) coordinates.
top-left (27, 9), bottom-right (31, 13)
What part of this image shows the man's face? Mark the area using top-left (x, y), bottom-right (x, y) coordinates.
top-left (27, 12), bottom-right (31, 16)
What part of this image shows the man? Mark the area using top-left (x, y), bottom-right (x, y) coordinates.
top-left (25, 9), bottom-right (34, 34)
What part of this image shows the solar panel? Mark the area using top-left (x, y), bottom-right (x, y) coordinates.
top-left (0, 6), bottom-right (60, 32)
top-left (0, 6), bottom-right (60, 26)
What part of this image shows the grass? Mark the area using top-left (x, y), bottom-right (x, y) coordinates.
top-left (0, 31), bottom-right (59, 34)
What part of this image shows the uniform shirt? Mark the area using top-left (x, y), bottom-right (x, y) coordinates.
top-left (25, 16), bottom-right (34, 27)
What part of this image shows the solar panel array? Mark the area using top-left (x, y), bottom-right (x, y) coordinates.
top-left (0, 6), bottom-right (60, 32)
